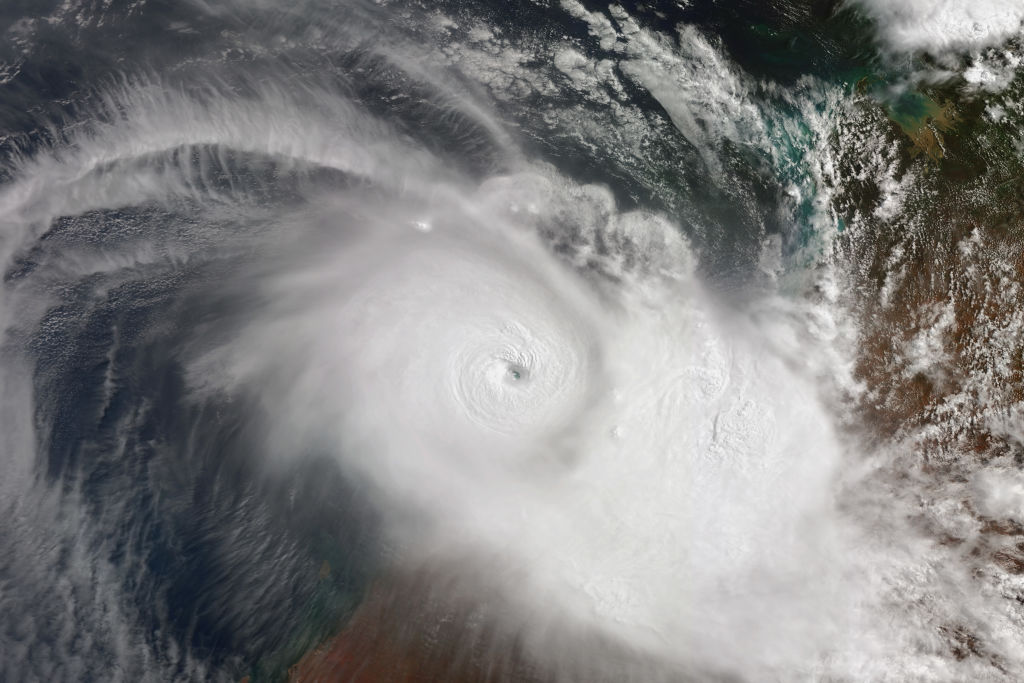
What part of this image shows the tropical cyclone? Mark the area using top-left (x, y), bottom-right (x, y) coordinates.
top-left (6, 1), bottom-right (1024, 681)
top-left (193, 168), bottom-right (849, 680)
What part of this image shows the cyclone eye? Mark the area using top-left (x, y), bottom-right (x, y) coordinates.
top-left (506, 363), bottom-right (529, 382)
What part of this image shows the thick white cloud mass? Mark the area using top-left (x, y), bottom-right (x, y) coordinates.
top-left (852, 0), bottom-right (1024, 55)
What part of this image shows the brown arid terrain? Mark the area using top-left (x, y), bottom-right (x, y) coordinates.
top-left (286, 575), bottom-right (544, 683)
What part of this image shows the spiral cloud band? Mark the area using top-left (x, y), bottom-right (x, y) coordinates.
top-left (0, 70), bottom-right (857, 677)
